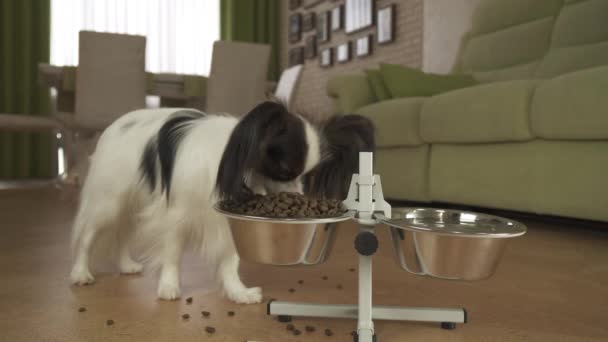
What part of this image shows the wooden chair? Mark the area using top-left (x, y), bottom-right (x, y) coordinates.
top-left (0, 31), bottom-right (146, 187)
top-left (206, 41), bottom-right (271, 116)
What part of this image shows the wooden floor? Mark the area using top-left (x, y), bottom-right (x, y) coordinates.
top-left (1, 187), bottom-right (607, 342)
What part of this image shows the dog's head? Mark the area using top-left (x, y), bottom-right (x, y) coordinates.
top-left (216, 101), bottom-right (320, 201)
top-left (216, 101), bottom-right (375, 202)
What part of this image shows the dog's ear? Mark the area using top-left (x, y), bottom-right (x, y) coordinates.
top-left (304, 114), bottom-right (375, 199)
top-left (216, 101), bottom-right (289, 201)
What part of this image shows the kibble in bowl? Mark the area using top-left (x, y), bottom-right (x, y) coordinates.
top-left (219, 192), bottom-right (346, 219)
top-left (214, 193), bottom-right (353, 265)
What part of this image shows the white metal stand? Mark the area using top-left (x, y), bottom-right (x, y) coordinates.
top-left (267, 152), bottom-right (467, 341)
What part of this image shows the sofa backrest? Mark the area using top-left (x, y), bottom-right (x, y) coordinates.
top-left (454, 0), bottom-right (608, 82)
top-left (535, 0), bottom-right (608, 78)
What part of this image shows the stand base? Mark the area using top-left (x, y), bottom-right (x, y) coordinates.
top-left (268, 301), bottom-right (466, 325)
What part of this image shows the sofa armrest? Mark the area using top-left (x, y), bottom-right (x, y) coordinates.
top-left (327, 74), bottom-right (376, 114)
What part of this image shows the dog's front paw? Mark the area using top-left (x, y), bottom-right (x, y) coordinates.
top-left (157, 280), bottom-right (181, 300)
top-left (226, 286), bottom-right (263, 304)
top-left (70, 265), bottom-right (95, 285)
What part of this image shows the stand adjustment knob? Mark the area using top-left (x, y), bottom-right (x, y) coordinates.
top-left (354, 231), bottom-right (378, 256)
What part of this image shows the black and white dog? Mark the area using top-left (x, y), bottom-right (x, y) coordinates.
top-left (70, 101), bottom-right (374, 303)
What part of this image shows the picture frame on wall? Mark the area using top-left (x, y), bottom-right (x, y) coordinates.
top-left (331, 5), bottom-right (343, 31)
top-left (337, 42), bottom-right (350, 63)
top-left (345, 0), bottom-right (374, 34)
top-left (305, 35), bottom-right (317, 59)
top-left (356, 35), bottom-right (372, 57)
top-left (377, 4), bottom-right (395, 44)
top-left (289, 13), bottom-right (302, 43)
top-left (320, 48), bottom-right (333, 67)
top-left (289, 47), bottom-right (305, 66)
top-left (289, 0), bottom-right (302, 10)
top-left (303, 0), bottom-right (324, 9)
top-left (317, 11), bottom-right (330, 43)
top-left (303, 12), bottom-right (316, 32)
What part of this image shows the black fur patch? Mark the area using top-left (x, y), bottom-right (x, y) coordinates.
top-left (215, 101), bottom-right (307, 202)
top-left (304, 114), bottom-right (375, 199)
top-left (140, 110), bottom-right (205, 199)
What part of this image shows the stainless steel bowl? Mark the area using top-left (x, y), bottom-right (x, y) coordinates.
top-left (378, 208), bottom-right (526, 281)
top-left (214, 205), bottom-right (354, 265)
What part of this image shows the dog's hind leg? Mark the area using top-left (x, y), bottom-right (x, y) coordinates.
top-left (117, 223), bottom-right (143, 274)
top-left (70, 200), bottom-right (121, 285)
top-left (156, 209), bottom-right (188, 300)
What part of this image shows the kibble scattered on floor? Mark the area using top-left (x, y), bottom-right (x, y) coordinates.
top-left (322, 276), bottom-right (328, 280)
top-left (227, 311), bottom-right (235, 317)
top-left (325, 328), bottom-right (333, 336)
top-left (182, 314), bottom-right (190, 320)
top-left (201, 311), bottom-right (210, 317)
top-left (286, 324), bottom-right (295, 331)
top-left (305, 325), bottom-right (315, 332)
top-left (185, 297), bottom-right (193, 304)
top-left (288, 288), bottom-right (295, 293)
top-left (293, 329), bottom-right (302, 336)
top-left (78, 307), bottom-right (86, 313)
top-left (297, 280), bottom-right (304, 284)
top-left (337, 284), bottom-right (343, 290)
top-left (205, 326), bottom-right (216, 334)
top-left (106, 319), bottom-right (114, 326)
top-left (349, 268), bottom-right (356, 272)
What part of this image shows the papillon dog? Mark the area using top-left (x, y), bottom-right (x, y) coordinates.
top-left (70, 101), bottom-right (374, 303)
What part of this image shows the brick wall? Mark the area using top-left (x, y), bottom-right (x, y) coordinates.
top-left (281, 0), bottom-right (424, 119)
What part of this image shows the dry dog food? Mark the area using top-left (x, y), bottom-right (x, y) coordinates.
top-left (288, 288), bottom-right (295, 293)
top-left (201, 311), bottom-right (210, 317)
top-left (227, 311), bottom-right (235, 317)
top-left (305, 325), bottom-right (315, 332)
top-left (293, 329), bottom-right (302, 336)
top-left (205, 326), bottom-right (216, 334)
top-left (106, 319), bottom-right (114, 326)
top-left (322, 276), bottom-right (328, 280)
top-left (324, 329), bottom-right (333, 336)
top-left (297, 280), bottom-right (304, 285)
top-left (286, 324), bottom-right (295, 331)
top-left (186, 297), bottom-right (193, 304)
top-left (182, 314), bottom-right (190, 320)
top-left (337, 284), bottom-right (343, 290)
top-left (349, 268), bottom-right (355, 272)
top-left (221, 192), bottom-right (345, 218)
top-left (78, 307), bottom-right (86, 313)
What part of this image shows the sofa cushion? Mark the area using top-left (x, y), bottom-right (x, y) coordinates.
top-left (473, 62), bottom-right (539, 83)
top-left (420, 80), bottom-right (537, 143)
top-left (365, 69), bottom-right (391, 101)
top-left (380, 64), bottom-right (477, 98)
top-left (531, 66), bottom-right (608, 140)
top-left (536, 0), bottom-right (608, 78)
top-left (469, 0), bottom-right (562, 36)
top-left (356, 98), bottom-right (426, 147)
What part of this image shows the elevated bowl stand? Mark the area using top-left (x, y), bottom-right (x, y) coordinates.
top-left (267, 152), bottom-right (467, 342)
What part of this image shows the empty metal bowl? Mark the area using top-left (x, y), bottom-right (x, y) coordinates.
top-left (214, 205), bottom-right (354, 265)
top-left (378, 208), bottom-right (526, 281)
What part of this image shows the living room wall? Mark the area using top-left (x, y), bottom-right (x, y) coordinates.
top-left (279, 0), bottom-right (480, 118)
top-left (280, 0), bottom-right (424, 119)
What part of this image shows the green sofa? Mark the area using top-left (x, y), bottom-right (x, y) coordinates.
top-left (327, 0), bottom-right (608, 222)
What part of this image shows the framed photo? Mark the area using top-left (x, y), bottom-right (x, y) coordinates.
top-left (320, 48), bottom-right (333, 67)
top-left (303, 0), bottom-right (324, 9)
top-left (337, 42), bottom-right (350, 63)
top-left (289, 13), bottom-right (302, 43)
top-left (289, 0), bottom-right (302, 10)
top-left (289, 47), bottom-right (305, 66)
top-left (305, 35), bottom-right (317, 59)
top-left (331, 5), bottom-right (343, 31)
top-left (317, 11), bottom-right (330, 43)
top-left (345, 0), bottom-right (374, 34)
top-left (303, 12), bottom-right (316, 32)
top-left (356, 35), bottom-right (372, 57)
top-left (377, 4), bottom-right (395, 44)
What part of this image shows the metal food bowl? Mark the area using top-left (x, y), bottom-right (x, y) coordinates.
top-left (214, 205), bottom-right (354, 265)
top-left (379, 208), bottom-right (527, 281)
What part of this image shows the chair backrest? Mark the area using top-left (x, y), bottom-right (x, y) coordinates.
top-left (274, 64), bottom-right (303, 108)
top-left (75, 31), bottom-right (146, 130)
top-left (206, 41), bottom-right (270, 116)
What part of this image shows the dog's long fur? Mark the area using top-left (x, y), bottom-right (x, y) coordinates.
top-left (70, 101), bottom-right (374, 303)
